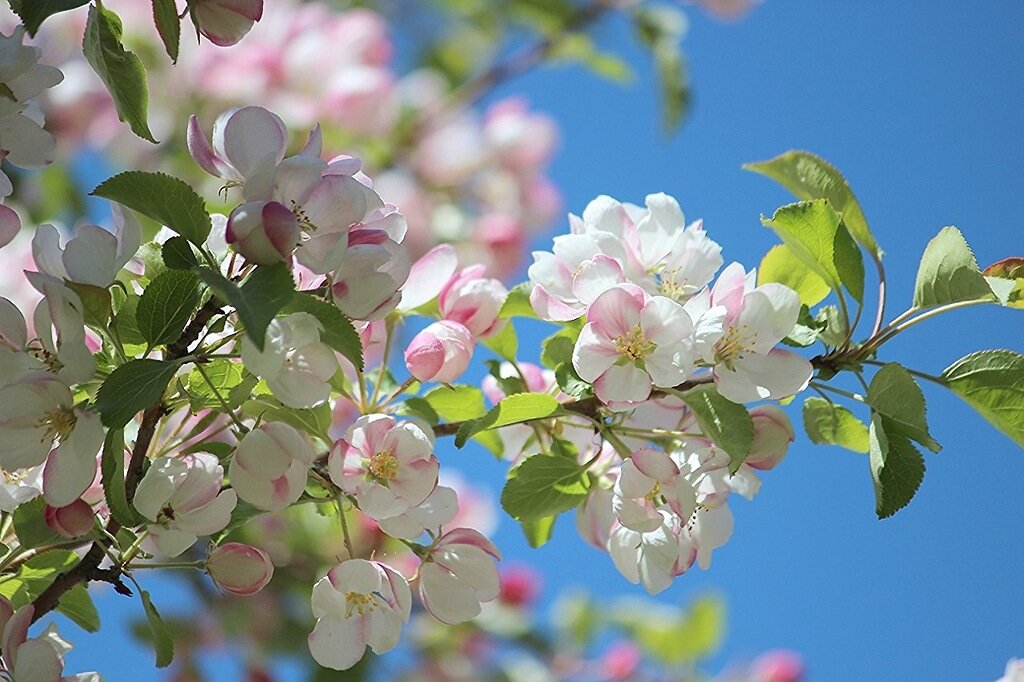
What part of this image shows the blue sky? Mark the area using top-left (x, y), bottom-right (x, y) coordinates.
top-left (64, 2), bottom-right (1023, 680)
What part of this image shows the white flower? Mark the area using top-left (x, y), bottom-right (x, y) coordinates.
top-left (308, 559), bottom-right (411, 671)
top-left (0, 599), bottom-right (101, 681)
top-left (240, 313), bottom-right (338, 409)
top-left (229, 422), bottom-right (314, 511)
top-left (608, 510), bottom-right (695, 595)
top-left (418, 528), bottom-right (502, 625)
top-left (377, 485), bottom-right (458, 540)
top-left (31, 208), bottom-right (140, 288)
top-left (613, 448), bottom-right (697, 532)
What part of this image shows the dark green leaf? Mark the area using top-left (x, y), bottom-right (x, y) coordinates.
top-left (869, 414), bottom-right (925, 519)
top-left (101, 428), bottom-right (146, 526)
top-left (942, 349), bottom-right (1024, 447)
top-left (64, 281), bottom-right (113, 329)
top-left (136, 270), bottom-right (200, 346)
top-left (58, 584), bottom-right (101, 632)
top-left (501, 454), bottom-right (590, 521)
top-left (161, 236), bottom-right (198, 270)
top-left (802, 397), bottom-right (869, 453)
top-left (241, 396), bottom-right (332, 442)
top-left (197, 265), bottom-right (294, 350)
top-left (455, 393), bottom-right (564, 448)
top-left (866, 363), bottom-right (941, 452)
top-left (283, 293), bottom-right (362, 370)
top-left (82, 4), bottom-right (156, 142)
top-left (397, 397), bottom-right (439, 425)
top-left (96, 359), bottom-right (180, 428)
top-left (679, 385), bottom-right (754, 472)
top-left (541, 331), bottom-right (576, 370)
top-left (140, 590), bottom-right (174, 668)
top-left (92, 171), bottom-right (210, 245)
top-left (10, 0), bottom-right (89, 35)
top-left (555, 362), bottom-right (592, 399)
top-left (151, 0), bottom-right (180, 62)
top-left (912, 226), bottom-right (995, 308)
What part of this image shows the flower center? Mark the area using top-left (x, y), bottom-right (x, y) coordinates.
top-left (615, 325), bottom-right (655, 362)
top-left (344, 591), bottom-right (378, 617)
top-left (714, 324), bottom-right (757, 368)
top-left (290, 201), bottom-right (316, 232)
top-left (368, 451), bottom-right (399, 481)
top-left (644, 481), bottom-right (663, 504)
top-left (656, 268), bottom-right (693, 302)
top-left (27, 342), bottom-right (63, 374)
top-left (36, 407), bottom-right (76, 443)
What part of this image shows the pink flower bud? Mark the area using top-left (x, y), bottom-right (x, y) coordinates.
top-left (191, 0), bottom-right (264, 47)
top-left (44, 499), bottom-right (94, 538)
top-left (226, 201), bottom-right (300, 265)
top-left (206, 542), bottom-right (274, 596)
top-left (750, 650), bottom-right (805, 682)
top-left (498, 565), bottom-right (541, 607)
top-left (745, 405), bottom-right (795, 470)
top-left (404, 320), bottom-right (474, 384)
top-left (438, 266), bottom-right (508, 338)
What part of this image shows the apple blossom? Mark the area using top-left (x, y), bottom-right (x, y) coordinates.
top-left (30, 209), bottom-right (140, 288)
top-left (613, 448), bottom-right (697, 533)
top-left (686, 503), bottom-right (735, 570)
top-left (25, 272), bottom-right (95, 385)
top-left (404, 320), bottom-right (475, 384)
top-left (418, 528), bottom-right (502, 624)
top-left (240, 312), bottom-right (338, 409)
top-left (187, 106), bottom-right (288, 189)
top-left (308, 559), bottom-right (411, 670)
top-left (572, 284), bottom-right (696, 406)
top-left (43, 499), bottom-right (94, 538)
top-left (396, 244), bottom-right (460, 313)
top-left (191, 0), bottom-right (264, 47)
top-left (226, 201), bottom-right (300, 264)
top-left (745, 405), bottom-right (795, 470)
top-left (0, 600), bottom-right (100, 681)
top-left (686, 262), bottom-right (812, 402)
top-left (438, 265), bottom-right (508, 337)
top-left (329, 414), bottom-right (439, 520)
top-left (0, 462), bottom-right (43, 512)
top-left (133, 453), bottom-right (237, 557)
top-left (330, 222), bottom-right (411, 319)
top-left (998, 659), bottom-right (1024, 682)
top-left (576, 481), bottom-right (617, 551)
top-left (207, 542), bottom-right (275, 596)
top-left (376, 485), bottom-right (458, 540)
top-left (749, 650), bottom-right (806, 682)
top-left (229, 422), bottom-right (314, 511)
top-left (608, 510), bottom-right (695, 595)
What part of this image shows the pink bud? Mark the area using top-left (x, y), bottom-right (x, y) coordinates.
top-left (600, 641), bottom-right (642, 681)
top-left (44, 499), bottom-right (94, 538)
top-left (438, 266), bottom-right (508, 338)
top-left (226, 201), bottom-right (300, 265)
top-left (745, 405), bottom-right (795, 470)
top-left (751, 650), bottom-right (805, 682)
top-left (207, 542), bottom-right (274, 596)
top-left (404, 320), bottom-right (474, 384)
top-left (191, 0), bottom-right (264, 47)
top-left (498, 565), bottom-right (541, 607)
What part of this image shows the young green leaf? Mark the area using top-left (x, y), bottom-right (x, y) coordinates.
top-left (12, 498), bottom-right (65, 549)
top-left (744, 150), bottom-right (881, 258)
top-left (481, 322), bottom-right (518, 362)
top-left (555, 362), bottom-right (592, 399)
top-left (58, 584), bottom-right (101, 633)
top-left (758, 244), bottom-right (831, 307)
top-left (761, 199), bottom-right (864, 303)
top-left (866, 363), bottom-right (941, 453)
top-left (240, 396), bottom-right (332, 443)
top-left (501, 454), bottom-right (591, 521)
top-left (912, 226), bottom-right (996, 308)
top-left (10, 0), bottom-right (89, 36)
top-left (982, 257), bottom-right (1024, 308)
top-left (151, 0), bottom-right (180, 62)
top-left (82, 3), bottom-right (156, 142)
top-left (186, 360), bottom-right (246, 411)
top-left (136, 270), bottom-right (201, 347)
top-left (64, 281), bottom-right (113, 329)
top-left (499, 283), bottom-right (538, 319)
top-left (541, 331), bottom-right (577, 370)
top-left (101, 428), bottom-right (146, 527)
top-left (283, 293), bottom-right (363, 370)
top-left (422, 386), bottom-right (488, 423)
top-left (942, 349), bottom-right (1024, 447)
top-left (140, 590), bottom-right (175, 668)
top-left (95, 359), bottom-right (180, 428)
top-left (92, 171), bottom-right (211, 246)
top-left (802, 397), bottom-right (869, 453)
top-left (519, 515), bottom-right (557, 549)
top-left (869, 414), bottom-right (925, 519)
top-left (197, 264), bottom-right (295, 350)
top-left (679, 385), bottom-right (754, 472)
top-left (454, 393), bottom-right (565, 448)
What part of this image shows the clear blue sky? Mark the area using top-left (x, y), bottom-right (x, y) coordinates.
top-left (65, 2), bottom-right (1023, 679)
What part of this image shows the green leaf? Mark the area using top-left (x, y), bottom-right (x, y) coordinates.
top-left (454, 393), bottom-right (564, 448)
top-left (422, 386), bottom-right (488, 423)
top-left (13, 498), bottom-right (64, 549)
top-left (679, 385), bottom-right (753, 472)
top-left (93, 171), bottom-right (210, 246)
top-left (140, 590), bottom-right (174, 668)
top-left (501, 454), bottom-right (590, 521)
top-left (866, 363), bottom-right (941, 453)
top-left (151, 0), bottom-right (180, 62)
top-left (197, 264), bottom-right (295, 351)
top-left (481, 322), bottom-right (518, 362)
top-left (942, 349), bottom-right (1024, 447)
top-left (519, 515), bottom-right (556, 548)
top-left (912, 226), bottom-right (995, 308)
top-left (82, 3), bottom-right (156, 142)
top-left (744, 150), bottom-right (881, 258)
top-left (498, 283), bottom-right (538, 319)
top-left (983, 257), bottom-right (1024, 308)
top-left (555, 362), bottom-right (592, 399)
top-left (618, 595), bottom-right (725, 666)
top-left (136, 270), bottom-right (201, 347)
top-left (95, 359), bottom-right (180, 428)
top-left (550, 33), bottom-right (633, 83)
top-left (161, 236), bottom-right (198, 270)
top-left (101, 428), bottom-right (146, 527)
top-left (64, 281), bottom-right (113, 329)
top-left (541, 331), bottom-right (577, 370)
top-left (397, 397), bottom-right (440, 425)
top-left (283, 293), bottom-right (363, 371)
top-left (59, 584), bottom-right (101, 632)
top-left (761, 199), bottom-right (865, 303)
top-left (10, 0), bottom-right (89, 35)
top-left (3, 550), bottom-right (79, 605)
top-left (241, 396), bottom-right (332, 443)
top-left (869, 414), bottom-right (925, 519)
top-left (112, 292), bottom-right (146, 346)
top-left (802, 397), bottom-right (869, 453)
top-left (186, 360), bottom-right (246, 411)
top-left (758, 244), bottom-right (831, 307)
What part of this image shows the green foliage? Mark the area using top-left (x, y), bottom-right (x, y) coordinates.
top-left (633, 5), bottom-right (691, 133)
top-left (136, 270), bottom-right (201, 347)
top-left (454, 393), bottom-right (565, 447)
top-left (541, 329), bottom-right (577, 369)
top-left (161, 236), bottom-right (199, 270)
top-left (101, 428), bottom-right (146, 527)
top-left (869, 414), bottom-right (925, 519)
top-left (761, 199), bottom-right (865, 304)
top-left (197, 264), bottom-right (295, 351)
top-left (241, 396), bottom-right (332, 443)
top-left (983, 257), bottom-right (1024, 308)
top-left (943, 350), bottom-right (1024, 447)
top-left (501, 453), bottom-right (590, 521)
top-left (59, 584), bottom-right (101, 633)
top-left (65, 281), bottom-right (113, 330)
top-left (679, 385), bottom-right (753, 472)
top-left (866, 363), bottom-right (941, 453)
top-left (912, 226), bottom-right (995, 308)
top-left (186, 360), bottom-right (246, 411)
top-left (422, 385), bottom-right (488, 423)
top-left (555, 362), bottom-right (592, 399)
top-left (96, 359), bottom-right (181, 428)
top-left (283, 293), bottom-right (363, 370)
top-left (82, 3), bottom-right (155, 142)
top-left (12, 498), bottom-right (65, 549)
top-left (9, 0), bottom-right (89, 35)
top-left (93, 171), bottom-right (211, 246)
top-left (550, 33), bottom-right (633, 83)
top-left (613, 595), bottom-right (724, 666)
top-left (802, 397), bottom-right (869, 453)
top-left (151, 0), bottom-right (180, 62)
top-left (744, 150), bottom-right (881, 258)
top-left (519, 515), bottom-right (557, 548)
top-left (759, 244), bottom-right (831, 307)
top-left (499, 283), bottom-right (538, 319)
top-left (0, 550), bottom-right (78, 605)
top-left (140, 590), bottom-right (175, 668)
top-left (481, 322), bottom-right (518, 361)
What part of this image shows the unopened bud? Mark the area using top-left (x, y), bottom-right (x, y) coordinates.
top-left (226, 201), bottom-right (300, 265)
top-left (404, 320), bottom-right (474, 384)
top-left (44, 499), bottom-right (94, 538)
top-left (191, 0), bottom-right (264, 47)
top-left (745, 405), bottom-right (794, 471)
top-left (207, 542), bottom-right (274, 596)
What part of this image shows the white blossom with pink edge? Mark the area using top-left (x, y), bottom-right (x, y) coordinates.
top-left (438, 265), bottom-right (508, 338)
top-left (745, 405), bottom-right (795, 470)
top-left (572, 284), bottom-right (696, 406)
top-left (608, 509), bottom-right (695, 595)
top-left (998, 659), bottom-right (1024, 682)
top-left (685, 262), bottom-right (812, 403)
top-left (0, 462), bottom-right (43, 512)
top-left (225, 200), bottom-right (300, 265)
top-left (191, 0), bottom-right (264, 47)
top-left (133, 453), bottom-right (237, 557)
top-left (239, 312), bottom-right (338, 409)
top-left (187, 106), bottom-right (288, 193)
top-left (376, 485), bottom-right (458, 541)
top-left (613, 448), bottom-right (697, 533)
top-left (329, 414), bottom-right (439, 520)
top-left (229, 422), bottom-right (314, 512)
top-left (308, 559), bottom-right (411, 671)
top-left (25, 272), bottom-right (95, 386)
top-left (396, 244), bottom-right (459, 313)
top-left (404, 320), bottom-right (475, 384)
top-left (418, 528), bottom-right (502, 625)
top-left (31, 208), bottom-right (140, 288)
top-left (330, 219), bottom-right (411, 320)
top-left (0, 600), bottom-right (100, 681)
